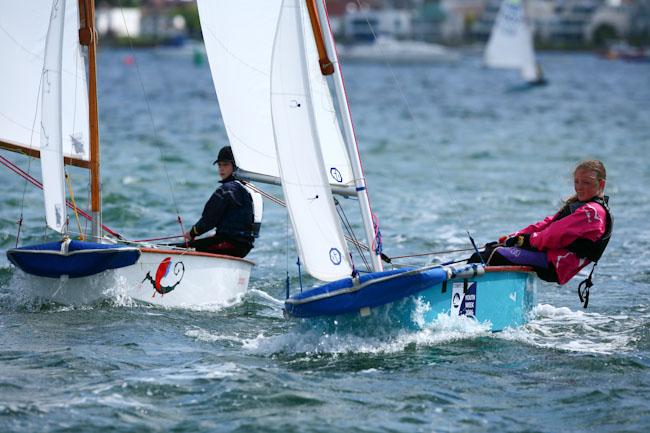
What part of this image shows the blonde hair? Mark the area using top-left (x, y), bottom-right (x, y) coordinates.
top-left (565, 159), bottom-right (607, 205)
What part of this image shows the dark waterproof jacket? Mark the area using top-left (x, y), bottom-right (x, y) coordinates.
top-left (191, 176), bottom-right (255, 245)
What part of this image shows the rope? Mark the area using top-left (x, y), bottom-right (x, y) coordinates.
top-left (118, 2), bottom-right (184, 237)
top-left (132, 234), bottom-right (184, 243)
top-left (285, 210), bottom-right (291, 299)
top-left (578, 263), bottom-right (596, 308)
top-left (65, 172), bottom-right (84, 240)
top-left (353, 0), bottom-right (480, 250)
top-left (371, 213), bottom-right (383, 256)
top-left (335, 198), bottom-right (370, 271)
top-left (241, 179), bottom-right (374, 254)
top-left (242, 179), bottom-right (475, 265)
top-left (381, 247), bottom-right (477, 262)
top-left (13, 68), bottom-right (44, 246)
top-left (0, 155), bottom-right (123, 239)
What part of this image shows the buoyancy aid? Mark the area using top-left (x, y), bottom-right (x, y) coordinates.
top-left (236, 181), bottom-right (263, 238)
top-left (552, 196), bottom-right (613, 262)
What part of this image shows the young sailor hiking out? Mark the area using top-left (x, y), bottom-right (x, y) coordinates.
top-left (470, 160), bottom-right (612, 287)
top-left (182, 146), bottom-right (260, 257)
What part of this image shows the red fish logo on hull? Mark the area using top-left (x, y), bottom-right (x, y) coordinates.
top-left (142, 257), bottom-right (185, 296)
top-left (154, 257), bottom-right (172, 290)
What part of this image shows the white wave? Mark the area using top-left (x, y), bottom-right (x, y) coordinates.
top-left (185, 327), bottom-right (248, 345)
top-left (1, 269), bottom-right (248, 312)
top-left (135, 362), bottom-right (241, 382)
top-left (498, 303), bottom-right (638, 354)
top-left (247, 288), bottom-right (284, 306)
top-left (241, 309), bottom-right (490, 356)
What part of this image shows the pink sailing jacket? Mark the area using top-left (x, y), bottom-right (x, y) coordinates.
top-left (510, 201), bottom-right (608, 284)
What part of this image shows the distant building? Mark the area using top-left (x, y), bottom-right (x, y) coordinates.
top-left (96, 7), bottom-right (142, 38)
top-left (548, 0), bottom-right (600, 43)
top-left (96, 2), bottom-right (187, 44)
top-left (586, 3), bottom-right (631, 43)
top-left (630, 0), bottom-right (650, 41)
top-left (473, 0), bottom-right (611, 44)
top-left (342, 6), bottom-right (413, 41)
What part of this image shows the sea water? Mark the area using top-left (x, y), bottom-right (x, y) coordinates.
top-left (1, 49), bottom-right (649, 432)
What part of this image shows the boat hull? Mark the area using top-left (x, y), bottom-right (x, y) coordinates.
top-left (6, 240), bottom-right (140, 278)
top-left (418, 267), bottom-right (536, 331)
top-left (284, 266), bottom-right (536, 332)
top-left (8, 246), bottom-right (253, 307)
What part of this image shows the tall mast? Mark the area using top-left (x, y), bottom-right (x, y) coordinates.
top-left (78, 0), bottom-right (101, 239)
top-left (310, 0), bottom-right (383, 272)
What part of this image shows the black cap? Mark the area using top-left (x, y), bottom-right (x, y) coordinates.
top-left (213, 146), bottom-right (235, 165)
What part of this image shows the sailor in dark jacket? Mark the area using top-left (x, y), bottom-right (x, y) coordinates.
top-left (183, 146), bottom-right (255, 257)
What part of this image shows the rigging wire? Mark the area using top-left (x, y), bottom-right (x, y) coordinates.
top-left (353, 0), bottom-right (480, 246)
top-left (240, 178), bottom-right (374, 264)
top-left (240, 178), bottom-right (471, 264)
top-left (65, 172), bottom-right (84, 240)
top-left (285, 206), bottom-right (291, 299)
top-left (0, 155), bottom-right (123, 239)
top-left (335, 198), bottom-right (370, 271)
top-left (13, 68), bottom-right (45, 246)
top-left (117, 2), bottom-right (185, 236)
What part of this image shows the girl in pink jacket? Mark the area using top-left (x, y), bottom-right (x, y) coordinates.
top-left (472, 160), bottom-right (612, 284)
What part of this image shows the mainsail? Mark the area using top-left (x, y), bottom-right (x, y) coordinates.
top-left (0, 1), bottom-right (90, 162)
top-left (270, 0), bottom-right (352, 280)
top-left (0, 1), bottom-right (89, 232)
top-left (484, 0), bottom-right (538, 81)
top-left (196, 0), bottom-right (354, 189)
top-left (197, 0), bottom-right (359, 280)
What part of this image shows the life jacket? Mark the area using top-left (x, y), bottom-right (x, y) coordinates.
top-left (236, 181), bottom-right (263, 238)
top-left (552, 196), bottom-right (612, 262)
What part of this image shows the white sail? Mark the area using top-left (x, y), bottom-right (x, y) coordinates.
top-left (40, 0), bottom-right (68, 232)
top-left (0, 1), bottom-right (90, 161)
top-left (298, 3), bottom-right (354, 187)
top-left (270, 0), bottom-right (352, 281)
top-left (314, 0), bottom-right (384, 272)
top-left (196, 0), bottom-right (354, 187)
top-left (484, 0), bottom-right (538, 81)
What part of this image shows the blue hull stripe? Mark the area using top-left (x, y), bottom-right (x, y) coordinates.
top-left (7, 240), bottom-right (141, 279)
top-left (284, 267), bottom-right (448, 317)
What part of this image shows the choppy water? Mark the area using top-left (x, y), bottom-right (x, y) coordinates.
top-left (1, 49), bottom-right (649, 432)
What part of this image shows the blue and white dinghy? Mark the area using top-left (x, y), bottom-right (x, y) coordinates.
top-left (197, 0), bottom-right (536, 331)
top-left (1, 1), bottom-right (256, 306)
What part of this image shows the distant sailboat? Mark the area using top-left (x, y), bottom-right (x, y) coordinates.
top-left (484, 0), bottom-right (547, 85)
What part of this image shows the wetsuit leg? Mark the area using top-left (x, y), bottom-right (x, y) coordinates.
top-left (469, 245), bottom-right (558, 282)
top-left (189, 235), bottom-right (252, 258)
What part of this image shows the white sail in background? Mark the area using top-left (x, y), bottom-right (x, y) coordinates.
top-left (270, 0), bottom-right (352, 281)
top-left (40, 0), bottom-right (68, 232)
top-left (484, 0), bottom-right (538, 81)
top-left (196, 0), bottom-right (354, 187)
top-left (0, 1), bottom-right (90, 161)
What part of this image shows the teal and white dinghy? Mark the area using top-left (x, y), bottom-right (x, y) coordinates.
top-left (197, 0), bottom-right (536, 331)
